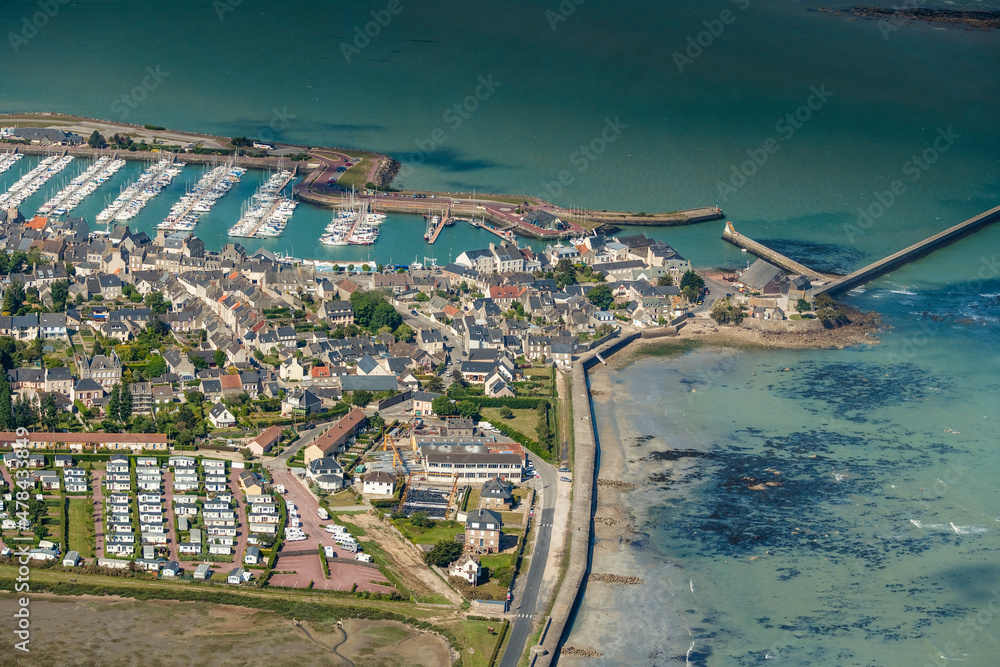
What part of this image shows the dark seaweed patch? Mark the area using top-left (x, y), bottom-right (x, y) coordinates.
top-left (755, 238), bottom-right (866, 275)
top-left (768, 361), bottom-right (947, 422)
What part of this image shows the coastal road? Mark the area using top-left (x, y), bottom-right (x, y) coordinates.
top-left (500, 452), bottom-right (558, 667)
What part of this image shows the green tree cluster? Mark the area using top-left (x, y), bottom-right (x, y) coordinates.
top-left (349, 290), bottom-right (402, 332)
top-left (424, 539), bottom-right (462, 567)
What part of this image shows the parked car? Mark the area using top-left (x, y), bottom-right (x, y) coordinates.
top-left (560, 476), bottom-right (572, 482)
top-left (557, 467), bottom-right (570, 473)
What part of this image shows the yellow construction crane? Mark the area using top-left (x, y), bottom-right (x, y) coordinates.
top-left (446, 473), bottom-right (460, 519)
top-left (382, 429), bottom-right (403, 469)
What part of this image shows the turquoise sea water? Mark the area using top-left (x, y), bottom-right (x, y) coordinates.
top-left (1, 0), bottom-right (998, 664)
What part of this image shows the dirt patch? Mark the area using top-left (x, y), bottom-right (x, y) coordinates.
top-left (348, 513), bottom-right (462, 605)
top-left (0, 595), bottom-right (449, 666)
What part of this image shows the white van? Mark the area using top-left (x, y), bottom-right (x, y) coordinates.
top-left (338, 541), bottom-right (357, 553)
top-left (324, 545), bottom-right (335, 558)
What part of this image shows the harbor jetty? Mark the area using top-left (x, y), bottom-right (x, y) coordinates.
top-left (722, 205), bottom-right (1000, 296)
top-left (722, 221), bottom-right (829, 281)
top-left (815, 203), bottom-right (1000, 295)
top-left (3, 113), bottom-right (724, 242)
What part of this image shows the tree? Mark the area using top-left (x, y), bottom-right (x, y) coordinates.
top-left (213, 349), bottom-right (226, 368)
top-left (2, 281), bottom-right (24, 314)
top-left (106, 384), bottom-right (120, 424)
top-left (424, 539), bottom-right (463, 567)
top-left (350, 390), bottom-right (373, 408)
top-left (87, 130), bottom-right (106, 148)
top-left (50, 280), bottom-right (70, 311)
top-left (657, 274), bottom-right (675, 287)
top-left (680, 270), bottom-right (705, 302)
top-left (41, 393), bottom-right (57, 430)
top-left (424, 376), bottom-right (444, 393)
top-left (0, 378), bottom-right (12, 429)
top-left (369, 412), bottom-right (385, 433)
top-left (118, 382), bottom-right (133, 424)
top-left (146, 355), bottom-right (166, 378)
top-left (410, 512), bottom-right (432, 528)
top-left (394, 323), bottom-right (415, 343)
top-left (457, 400), bottom-right (480, 420)
top-left (431, 395), bottom-right (456, 416)
top-left (13, 394), bottom-right (36, 429)
top-left (595, 322), bottom-right (615, 338)
top-left (190, 353), bottom-right (208, 370)
top-left (92, 339), bottom-right (105, 357)
top-left (795, 298), bottom-right (812, 313)
top-left (450, 368), bottom-right (465, 387)
top-left (709, 298), bottom-right (747, 326)
top-left (499, 406), bottom-right (513, 419)
top-left (144, 292), bottom-right (168, 314)
top-left (587, 284), bottom-right (614, 310)
top-left (414, 292), bottom-right (430, 302)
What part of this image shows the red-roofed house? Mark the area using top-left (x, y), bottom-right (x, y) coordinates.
top-left (486, 285), bottom-right (526, 306)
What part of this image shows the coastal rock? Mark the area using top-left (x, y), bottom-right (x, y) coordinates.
top-left (588, 573), bottom-right (644, 585)
top-left (561, 646), bottom-right (604, 658)
top-left (597, 479), bottom-right (636, 490)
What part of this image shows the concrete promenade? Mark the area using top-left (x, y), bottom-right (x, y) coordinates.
top-left (532, 332), bottom-right (642, 666)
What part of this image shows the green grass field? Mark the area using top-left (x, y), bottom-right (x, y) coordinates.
top-left (392, 518), bottom-right (464, 546)
top-left (67, 498), bottom-right (94, 558)
top-left (481, 408), bottom-right (539, 440)
top-left (336, 157), bottom-right (373, 190)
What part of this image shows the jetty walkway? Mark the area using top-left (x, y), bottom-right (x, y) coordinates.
top-left (722, 204), bottom-right (1000, 296)
top-left (815, 204), bottom-right (1000, 295)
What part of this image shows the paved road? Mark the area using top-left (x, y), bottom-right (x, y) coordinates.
top-left (500, 452), bottom-right (558, 667)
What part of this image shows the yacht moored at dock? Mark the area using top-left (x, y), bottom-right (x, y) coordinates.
top-left (227, 168), bottom-right (297, 238)
top-left (37, 155), bottom-right (125, 217)
top-left (159, 158), bottom-right (243, 231)
top-left (0, 153), bottom-right (75, 210)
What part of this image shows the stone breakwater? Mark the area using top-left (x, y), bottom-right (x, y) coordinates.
top-left (372, 158), bottom-right (400, 188)
top-left (814, 6), bottom-right (1000, 30)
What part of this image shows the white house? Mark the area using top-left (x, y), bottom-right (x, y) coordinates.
top-left (449, 553), bottom-right (481, 585)
top-left (362, 471), bottom-right (396, 496)
top-left (208, 402), bottom-right (237, 429)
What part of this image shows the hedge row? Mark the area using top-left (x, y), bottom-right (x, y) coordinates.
top-left (487, 619), bottom-right (511, 667)
top-left (461, 397), bottom-right (551, 409)
top-left (489, 420), bottom-right (555, 463)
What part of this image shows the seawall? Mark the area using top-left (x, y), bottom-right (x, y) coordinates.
top-left (534, 332), bottom-right (642, 666)
top-left (722, 220), bottom-right (828, 281)
top-left (815, 203), bottom-right (1000, 295)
